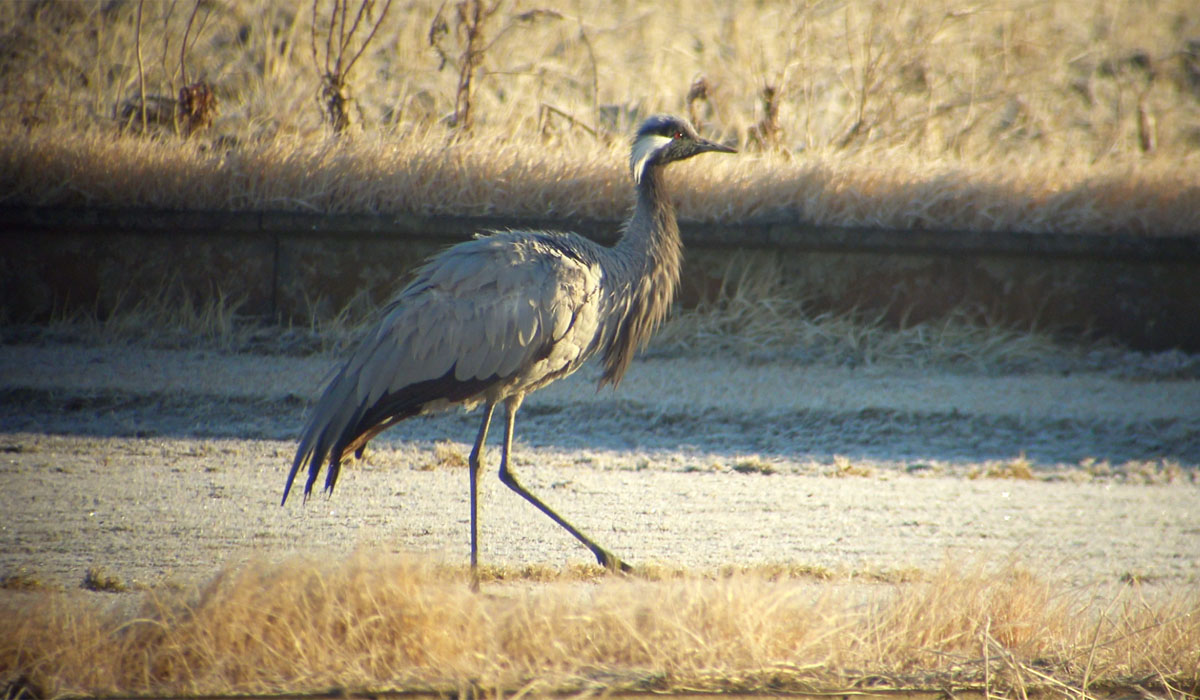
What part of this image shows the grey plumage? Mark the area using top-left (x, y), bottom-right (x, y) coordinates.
top-left (283, 114), bottom-right (735, 574)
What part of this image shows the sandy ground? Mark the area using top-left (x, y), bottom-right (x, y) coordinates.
top-left (1, 342), bottom-right (1198, 591)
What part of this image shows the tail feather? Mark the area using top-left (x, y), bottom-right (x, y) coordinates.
top-left (282, 365), bottom-right (360, 505)
top-left (283, 364), bottom-right (500, 507)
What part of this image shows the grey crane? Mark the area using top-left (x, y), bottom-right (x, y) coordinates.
top-left (283, 114), bottom-right (735, 573)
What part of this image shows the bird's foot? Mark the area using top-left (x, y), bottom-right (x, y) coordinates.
top-left (595, 548), bottom-right (634, 574)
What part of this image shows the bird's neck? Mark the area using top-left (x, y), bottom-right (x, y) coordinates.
top-left (620, 165), bottom-right (683, 280)
top-left (598, 165), bottom-right (683, 387)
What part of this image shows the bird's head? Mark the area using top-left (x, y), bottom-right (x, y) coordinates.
top-left (629, 114), bottom-right (736, 184)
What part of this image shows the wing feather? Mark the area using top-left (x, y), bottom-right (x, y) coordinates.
top-left (515, 297), bottom-right (538, 347)
top-left (454, 326), bottom-right (491, 380)
top-left (284, 231), bottom-right (606, 504)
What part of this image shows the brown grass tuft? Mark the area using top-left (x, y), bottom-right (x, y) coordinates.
top-left (1, 552), bottom-right (1196, 697)
top-left (730, 455), bottom-right (777, 476)
top-left (970, 454), bottom-right (1038, 480)
top-left (429, 440), bottom-right (468, 469)
top-left (81, 565), bottom-right (128, 593)
top-left (0, 568), bottom-right (52, 592)
top-left (828, 455), bottom-right (876, 478)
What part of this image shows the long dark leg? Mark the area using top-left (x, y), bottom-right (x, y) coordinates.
top-left (496, 395), bottom-right (632, 573)
top-left (468, 403), bottom-right (496, 587)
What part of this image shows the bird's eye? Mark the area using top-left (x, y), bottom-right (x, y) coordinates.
top-left (673, 131), bottom-right (684, 139)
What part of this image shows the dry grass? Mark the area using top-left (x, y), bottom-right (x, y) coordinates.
top-left (829, 454), bottom-right (877, 478)
top-left (13, 248), bottom-right (1140, 377)
top-left (1, 551), bottom-right (1196, 697)
top-left (653, 252), bottom-right (1078, 371)
top-left (415, 439), bottom-right (468, 471)
top-left (72, 276), bottom-right (248, 348)
top-left (970, 453), bottom-right (1038, 480)
top-left (3, 116), bottom-right (1198, 236)
top-left (2, 1), bottom-right (1199, 234)
top-left (81, 565), bottom-right (129, 594)
top-left (22, 273), bottom-right (359, 355)
top-left (18, 256), bottom-right (1114, 375)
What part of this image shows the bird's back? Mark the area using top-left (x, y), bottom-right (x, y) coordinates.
top-left (285, 114), bottom-right (735, 575)
top-left (285, 229), bottom-right (612, 500)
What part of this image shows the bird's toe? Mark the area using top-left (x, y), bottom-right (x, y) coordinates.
top-left (596, 549), bottom-right (633, 574)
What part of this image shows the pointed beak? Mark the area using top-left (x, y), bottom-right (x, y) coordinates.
top-left (698, 138), bottom-right (737, 155)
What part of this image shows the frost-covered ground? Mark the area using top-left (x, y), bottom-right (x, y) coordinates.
top-left (1, 343), bottom-right (1197, 590)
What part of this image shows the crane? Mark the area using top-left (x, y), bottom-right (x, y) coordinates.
top-left (283, 114), bottom-right (736, 574)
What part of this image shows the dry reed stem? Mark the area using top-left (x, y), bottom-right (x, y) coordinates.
top-left (1, 552), bottom-right (1197, 697)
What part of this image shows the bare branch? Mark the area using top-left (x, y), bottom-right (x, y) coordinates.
top-left (428, 3), bottom-right (450, 70)
top-left (324, 0), bottom-right (337, 76)
top-left (338, 0), bottom-right (371, 70)
top-left (310, 0), bottom-right (395, 133)
top-left (539, 103), bottom-right (597, 138)
top-left (310, 0), bottom-right (321, 72)
top-left (135, 0), bottom-right (147, 133)
top-left (160, 0), bottom-right (179, 87)
top-left (179, 0), bottom-right (203, 87)
top-left (342, 0), bottom-right (393, 78)
top-left (577, 17), bottom-right (598, 125)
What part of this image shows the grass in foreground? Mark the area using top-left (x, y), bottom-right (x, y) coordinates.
top-left (1, 552), bottom-right (1197, 698)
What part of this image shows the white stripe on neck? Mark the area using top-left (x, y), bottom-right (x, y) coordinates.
top-left (629, 134), bottom-right (673, 184)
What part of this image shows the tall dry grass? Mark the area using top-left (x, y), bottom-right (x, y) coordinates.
top-left (653, 252), bottom-right (1071, 370)
top-left (1, 552), bottom-right (1197, 697)
top-left (1, 1), bottom-right (1199, 234)
top-left (19, 248), bottom-right (1099, 373)
top-left (4, 124), bottom-right (1197, 235)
